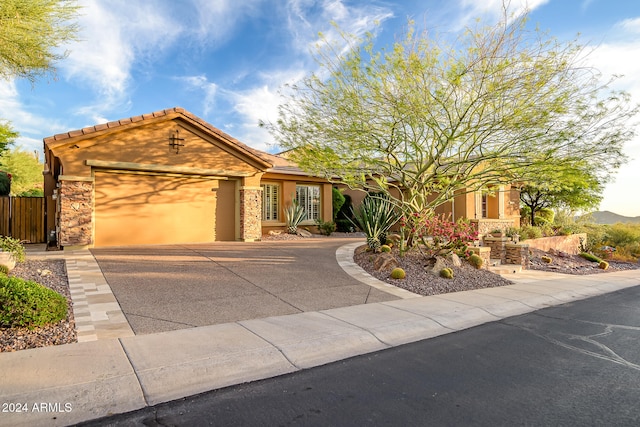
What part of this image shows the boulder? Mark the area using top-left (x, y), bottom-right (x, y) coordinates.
top-left (430, 257), bottom-right (447, 275)
top-left (446, 253), bottom-right (462, 267)
top-left (297, 229), bottom-right (313, 238)
top-left (374, 252), bottom-right (400, 272)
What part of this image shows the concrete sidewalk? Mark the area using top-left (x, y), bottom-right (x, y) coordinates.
top-left (1, 244), bottom-right (639, 426)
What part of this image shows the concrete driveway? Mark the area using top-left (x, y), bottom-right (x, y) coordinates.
top-left (91, 238), bottom-right (399, 334)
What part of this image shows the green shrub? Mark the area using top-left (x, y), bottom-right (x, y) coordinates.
top-left (537, 208), bottom-right (555, 224)
top-left (541, 255), bottom-right (552, 263)
top-left (0, 264), bottom-right (9, 275)
top-left (468, 253), bottom-right (484, 269)
top-left (520, 226), bottom-right (543, 240)
top-left (439, 267), bottom-right (454, 279)
top-left (599, 261), bottom-right (609, 270)
top-left (332, 188), bottom-right (346, 221)
top-left (0, 276), bottom-right (67, 328)
top-left (315, 219), bottom-right (336, 236)
top-left (504, 227), bottom-right (520, 238)
top-left (0, 235), bottom-right (26, 263)
top-left (605, 223), bottom-right (640, 247)
top-left (579, 252), bottom-right (602, 263)
top-left (390, 267), bottom-right (406, 280)
top-left (380, 244), bottom-right (391, 253)
top-left (573, 223), bottom-right (607, 253)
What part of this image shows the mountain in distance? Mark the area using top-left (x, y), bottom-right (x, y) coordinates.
top-left (585, 211), bottom-right (640, 224)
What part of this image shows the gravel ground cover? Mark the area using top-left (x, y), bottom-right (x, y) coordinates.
top-left (528, 248), bottom-right (639, 274)
top-left (353, 246), bottom-right (515, 296)
top-left (0, 259), bottom-right (76, 352)
top-left (354, 245), bottom-right (640, 297)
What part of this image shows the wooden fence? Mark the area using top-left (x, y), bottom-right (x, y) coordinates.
top-left (0, 197), bottom-right (46, 243)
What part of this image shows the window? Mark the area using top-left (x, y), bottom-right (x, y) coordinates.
top-left (481, 194), bottom-right (488, 218)
top-left (296, 185), bottom-right (320, 221)
top-left (261, 184), bottom-right (279, 221)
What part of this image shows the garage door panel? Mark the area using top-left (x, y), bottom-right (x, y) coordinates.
top-left (95, 172), bottom-right (234, 246)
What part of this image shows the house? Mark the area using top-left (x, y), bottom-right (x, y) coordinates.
top-left (43, 107), bottom-right (519, 249)
top-left (43, 107), bottom-right (333, 248)
top-left (342, 184), bottom-right (521, 236)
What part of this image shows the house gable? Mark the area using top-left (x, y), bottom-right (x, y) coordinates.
top-left (43, 108), bottom-right (274, 248)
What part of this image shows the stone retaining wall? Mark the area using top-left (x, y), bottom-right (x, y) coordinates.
top-left (522, 233), bottom-right (587, 255)
top-left (468, 246), bottom-right (491, 269)
top-left (506, 243), bottom-right (530, 268)
top-left (481, 236), bottom-right (530, 268)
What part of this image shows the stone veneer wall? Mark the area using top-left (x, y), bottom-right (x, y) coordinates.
top-left (239, 187), bottom-right (262, 241)
top-left (522, 233), bottom-right (587, 255)
top-left (471, 219), bottom-right (516, 237)
top-left (58, 180), bottom-right (93, 247)
top-left (483, 236), bottom-right (508, 262)
top-left (482, 236), bottom-right (530, 268)
top-left (506, 243), bottom-right (530, 268)
top-left (468, 246), bottom-right (491, 269)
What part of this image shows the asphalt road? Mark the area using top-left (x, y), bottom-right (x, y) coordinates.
top-left (79, 284), bottom-right (640, 426)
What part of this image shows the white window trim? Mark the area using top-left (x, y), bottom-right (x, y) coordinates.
top-left (261, 183), bottom-right (280, 222)
top-left (296, 184), bottom-right (321, 222)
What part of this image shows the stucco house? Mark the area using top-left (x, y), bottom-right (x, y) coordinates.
top-left (43, 107), bottom-right (519, 249)
top-left (43, 107), bottom-right (333, 248)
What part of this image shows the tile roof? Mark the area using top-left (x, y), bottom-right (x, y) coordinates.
top-left (42, 107), bottom-right (274, 168)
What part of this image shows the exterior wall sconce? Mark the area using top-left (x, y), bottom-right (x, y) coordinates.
top-left (169, 129), bottom-right (185, 154)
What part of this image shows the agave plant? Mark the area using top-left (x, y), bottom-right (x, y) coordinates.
top-left (350, 195), bottom-right (401, 251)
top-left (284, 201), bottom-right (306, 234)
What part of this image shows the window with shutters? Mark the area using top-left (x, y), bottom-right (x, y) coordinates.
top-left (295, 185), bottom-right (320, 221)
top-left (261, 184), bottom-right (280, 221)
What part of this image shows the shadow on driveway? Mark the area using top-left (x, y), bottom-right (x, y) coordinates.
top-left (90, 238), bottom-right (399, 334)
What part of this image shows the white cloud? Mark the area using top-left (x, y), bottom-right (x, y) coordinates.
top-left (189, 0), bottom-right (264, 44)
top-left (584, 19), bottom-right (640, 215)
top-left (454, 0), bottom-right (550, 28)
top-left (285, 0), bottom-right (394, 55)
top-left (0, 80), bottom-right (67, 155)
top-left (181, 75), bottom-right (219, 116)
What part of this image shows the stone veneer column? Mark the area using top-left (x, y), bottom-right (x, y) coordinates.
top-left (239, 186), bottom-right (262, 241)
top-left (58, 178), bottom-right (93, 247)
top-left (505, 243), bottom-right (530, 268)
top-left (469, 246), bottom-right (491, 269)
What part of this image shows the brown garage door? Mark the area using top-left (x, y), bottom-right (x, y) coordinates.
top-left (94, 172), bottom-right (236, 246)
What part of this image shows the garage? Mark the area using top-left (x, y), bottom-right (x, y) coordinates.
top-left (43, 108), bottom-right (271, 248)
top-left (93, 172), bottom-right (237, 246)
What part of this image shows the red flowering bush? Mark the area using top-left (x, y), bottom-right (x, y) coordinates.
top-left (400, 212), bottom-right (478, 259)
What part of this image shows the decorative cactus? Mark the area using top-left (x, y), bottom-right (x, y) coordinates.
top-left (468, 254), bottom-right (484, 269)
top-left (390, 267), bottom-right (406, 279)
top-left (439, 267), bottom-right (454, 279)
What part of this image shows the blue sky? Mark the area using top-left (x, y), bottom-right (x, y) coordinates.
top-left (1, 0), bottom-right (639, 216)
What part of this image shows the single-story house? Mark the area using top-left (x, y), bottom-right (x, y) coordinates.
top-left (43, 107), bottom-right (333, 248)
top-left (43, 107), bottom-right (520, 249)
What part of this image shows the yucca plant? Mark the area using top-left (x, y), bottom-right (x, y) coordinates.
top-left (350, 195), bottom-right (401, 251)
top-left (284, 201), bottom-right (306, 234)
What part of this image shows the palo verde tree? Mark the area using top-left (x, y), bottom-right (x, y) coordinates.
top-left (263, 6), bottom-right (637, 221)
top-left (0, 0), bottom-right (80, 83)
top-left (519, 163), bottom-right (603, 226)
